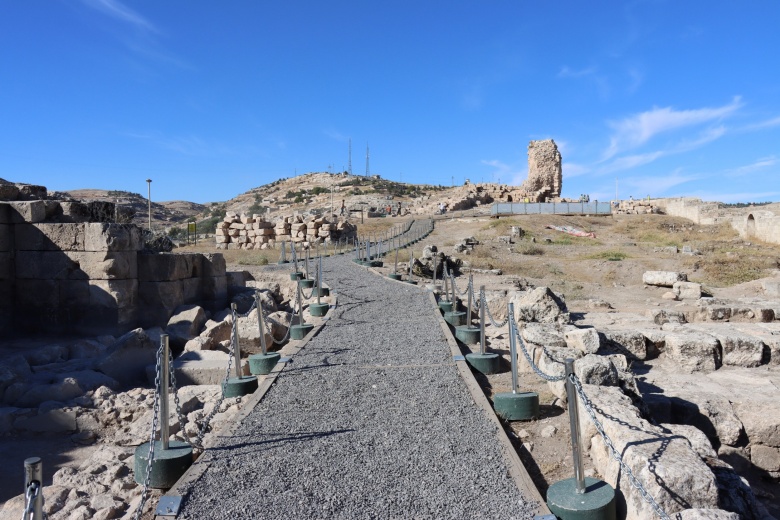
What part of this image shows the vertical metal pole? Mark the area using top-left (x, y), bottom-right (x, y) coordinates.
top-left (297, 282), bottom-right (305, 325)
top-left (466, 275), bottom-right (473, 325)
top-left (146, 179), bottom-right (152, 231)
top-left (409, 252), bottom-right (414, 282)
top-left (256, 292), bottom-right (267, 356)
top-left (449, 271), bottom-right (456, 306)
top-left (393, 246), bottom-right (399, 274)
top-left (508, 302), bottom-right (518, 394)
top-left (305, 248), bottom-right (310, 279)
top-left (231, 304), bottom-right (241, 379)
top-left (160, 334), bottom-right (170, 450)
top-left (433, 256), bottom-right (438, 286)
top-left (317, 255), bottom-right (323, 306)
top-left (24, 457), bottom-right (43, 520)
top-left (367, 239), bottom-right (371, 261)
top-left (479, 286), bottom-right (486, 356)
top-left (292, 243), bottom-right (298, 271)
top-left (565, 359), bottom-right (586, 494)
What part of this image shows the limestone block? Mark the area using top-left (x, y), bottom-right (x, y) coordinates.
top-left (642, 270), bottom-right (687, 287)
top-left (64, 251), bottom-right (137, 280)
top-left (579, 384), bottom-right (719, 519)
top-left (215, 235), bottom-right (228, 244)
top-left (0, 252), bottom-right (11, 279)
top-left (200, 253), bottom-right (226, 277)
top-left (96, 328), bottom-right (157, 385)
top-left (14, 409), bottom-right (77, 433)
top-left (664, 333), bottom-right (720, 373)
top-left (14, 223), bottom-right (85, 251)
top-left (236, 308), bottom-right (275, 354)
top-left (199, 318), bottom-right (232, 345)
top-left (574, 354), bottom-right (618, 386)
top-left (13, 378), bottom-right (83, 408)
top-left (139, 280), bottom-right (184, 310)
top-left (602, 330), bottom-right (648, 360)
top-left (669, 392), bottom-right (744, 446)
top-left (228, 228), bottom-right (240, 237)
top-left (675, 509), bottom-right (740, 519)
top-left (760, 279), bottom-right (780, 297)
top-left (521, 323), bottom-right (566, 348)
top-left (706, 331), bottom-right (764, 367)
top-left (14, 251), bottom-right (81, 280)
top-left (229, 223), bottom-right (245, 230)
top-left (511, 286), bottom-right (569, 324)
top-left (564, 327), bottom-right (601, 354)
top-left (166, 305), bottom-right (208, 347)
top-left (83, 223), bottom-right (142, 252)
top-left (138, 253), bottom-right (196, 281)
top-left (661, 423), bottom-right (717, 459)
top-left (7, 201), bottom-right (45, 223)
top-left (0, 224), bottom-right (11, 251)
top-left (182, 277), bottom-right (201, 303)
top-left (731, 400), bottom-right (780, 447)
top-left (161, 351), bottom-right (249, 385)
top-left (750, 444), bottom-right (780, 471)
top-left (673, 281), bottom-right (702, 299)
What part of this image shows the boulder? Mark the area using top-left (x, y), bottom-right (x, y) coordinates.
top-left (707, 330), bottom-right (764, 368)
top-left (661, 423), bottom-right (717, 459)
top-left (13, 409), bottom-right (77, 433)
top-left (236, 308), bottom-right (275, 353)
top-left (730, 400), bottom-right (780, 448)
top-left (511, 286), bottom-right (569, 324)
top-left (13, 378), bottom-right (83, 407)
top-left (643, 271), bottom-right (688, 287)
top-left (675, 510), bottom-right (740, 520)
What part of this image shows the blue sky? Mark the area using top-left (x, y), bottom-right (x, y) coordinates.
top-left (1, 1), bottom-right (779, 204)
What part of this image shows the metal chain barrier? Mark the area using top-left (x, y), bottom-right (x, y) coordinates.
top-left (571, 375), bottom-right (671, 520)
top-left (134, 343), bottom-right (163, 520)
top-left (451, 273), bottom-right (470, 297)
top-left (192, 309), bottom-right (238, 450)
top-left (270, 291), bottom-right (297, 345)
top-left (509, 313), bottom-right (566, 382)
top-left (480, 291), bottom-right (508, 328)
top-left (22, 481), bottom-right (41, 520)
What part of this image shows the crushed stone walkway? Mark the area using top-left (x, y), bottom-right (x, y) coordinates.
top-left (175, 242), bottom-right (539, 519)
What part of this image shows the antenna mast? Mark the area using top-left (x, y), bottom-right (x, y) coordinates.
top-left (365, 144), bottom-right (370, 177)
top-left (348, 138), bottom-right (352, 175)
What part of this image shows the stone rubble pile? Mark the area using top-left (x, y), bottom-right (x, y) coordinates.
top-left (495, 280), bottom-right (774, 519)
top-left (216, 212), bottom-right (357, 249)
top-left (614, 199), bottom-right (659, 215)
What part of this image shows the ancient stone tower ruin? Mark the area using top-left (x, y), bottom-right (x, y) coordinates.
top-left (520, 139), bottom-right (562, 201)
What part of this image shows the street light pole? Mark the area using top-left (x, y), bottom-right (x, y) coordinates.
top-left (146, 179), bottom-right (152, 231)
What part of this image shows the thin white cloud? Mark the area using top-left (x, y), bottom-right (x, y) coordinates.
top-left (741, 115), bottom-right (780, 131)
top-left (727, 156), bottom-right (778, 177)
top-left (557, 66), bottom-right (596, 79)
top-left (622, 169), bottom-right (701, 196)
top-left (563, 162), bottom-right (590, 178)
top-left (599, 151), bottom-right (665, 174)
top-left (603, 97), bottom-right (742, 159)
top-left (79, 0), bottom-right (157, 33)
top-left (125, 131), bottom-right (260, 157)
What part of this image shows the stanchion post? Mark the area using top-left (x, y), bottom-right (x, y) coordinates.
top-left (466, 274), bottom-right (473, 323)
top-left (449, 271), bottom-right (456, 306)
top-left (256, 292), bottom-right (267, 356)
top-left (160, 334), bottom-right (170, 450)
top-left (409, 252), bottom-right (414, 282)
top-left (304, 248), bottom-right (310, 279)
top-left (565, 358), bottom-right (586, 494)
top-left (24, 457), bottom-right (43, 520)
top-left (508, 302), bottom-right (518, 394)
top-left (479, 285), bottom-right (486, 355)
top-left (443, 266), bottom-right (449, 301)
top-left (231, 304), bottom-right (241, 379)
top-left (317, 255), bottom-right (323, 306)
top-left (393, 246), bottom-right (399, 274)
top-left (433, 256), bottom-right (438, 285)
top-left (297, 281), bottom-right (305, 325)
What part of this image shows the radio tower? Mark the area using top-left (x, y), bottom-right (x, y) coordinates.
top-left (365, 144), bottom-right (370, 177)
top-left (348, 138), bottom-right (352, 175)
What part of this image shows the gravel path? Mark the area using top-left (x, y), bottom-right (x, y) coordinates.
top-left (177, 227), bottom-right (539, 519)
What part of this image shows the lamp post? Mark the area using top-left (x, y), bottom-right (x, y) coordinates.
top-left (146, 179), bottom-right (152, 231)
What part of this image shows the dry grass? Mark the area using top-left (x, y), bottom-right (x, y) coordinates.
top-left (584, 250), bottom-right (628, 261)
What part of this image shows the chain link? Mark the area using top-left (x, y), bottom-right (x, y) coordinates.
top-left (480, 292), bottom-right (508, 328)
top-left (193, 309), bottom-right (238, 449)
top-left (22, 481), bottom-right (40, 520)
top-left (134, 342), bottom-right (163, 520)
top-left (571, 375), bottom-right (671, 520)
top-left (509, 313), bottom-right (566, 382)
top-left (451, 274), bottom-right (470, 297)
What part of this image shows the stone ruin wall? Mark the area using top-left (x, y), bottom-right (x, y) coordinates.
top-left (215, 211), bottom-right (357, 250)
top-left (656, 197), bottom-right (780, 245)
top-left (0, 199), bottom-right (228, 338)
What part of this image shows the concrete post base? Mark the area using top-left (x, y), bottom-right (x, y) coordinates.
top-left (290, 272), bottom-right (303, 281)
top-left (388, 273), bottom-right (402, 281)
top-left (444, 311), bottom-right (466, 326)
top-left (248, 352), bottom-right (281, 375)
top-left (133, 441), bottom-right (193, 489)
top-left (547, 477), bottom-right (616, 520)
top-left (454, 326), bottom-right (480, 344)
top-left (312, 287), bottom-right (330, 297)
top-left (465, 352), bottom-right (501, 375)
top-left (291, 323), bottom-right (314, 340)
top-left (223, 375), bottom-right (259, 398)
top-left (309, 303), bottom-right (329, 317)
top-left (439, 301), bottom-right (454, 313)
top-left (493, 391), bottom-right (539, 421)
top-left (298, 279), bottom-right (315, 289)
